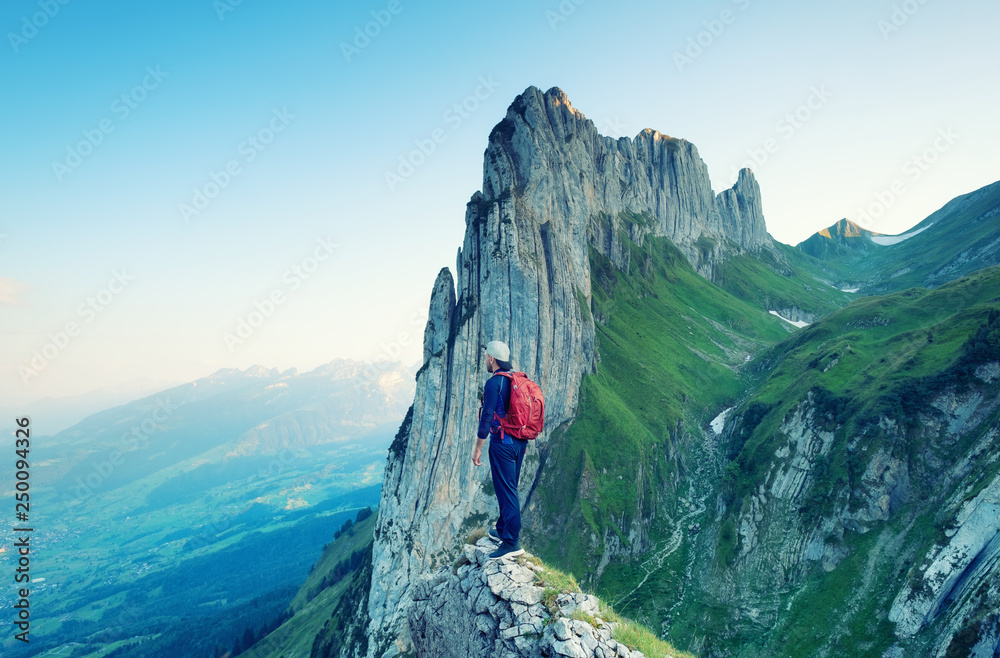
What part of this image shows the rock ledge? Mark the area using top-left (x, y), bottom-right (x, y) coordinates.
top-left (409, 538), bottom-right (652, 658)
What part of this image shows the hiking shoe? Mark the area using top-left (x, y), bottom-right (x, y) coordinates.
top-left (489, 543), bottom-right (524, 559)
top-left (488, 527), bottom-right (501, 542)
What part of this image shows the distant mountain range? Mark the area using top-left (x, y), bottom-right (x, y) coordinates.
top-left (1, 376), bottom-right (181, 436)
top-left (0, 359), bottom-right (415, 658)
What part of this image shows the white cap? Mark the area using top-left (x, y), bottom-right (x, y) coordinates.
top-left (485, 340), bottom-right (510, 362)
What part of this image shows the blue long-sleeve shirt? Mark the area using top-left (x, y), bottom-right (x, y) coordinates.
top-left (478, 368), bottom-right (512, 440)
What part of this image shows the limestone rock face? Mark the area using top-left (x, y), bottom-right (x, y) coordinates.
top-left (409, 538), bottom-right (646, 658)
top-left (482, 88), bottom-right (771, 279)
top-left (711, 379), bottom-right (1000, 656)
top-left (365, 85), bottom-right (774, 657)
top-left (888, 473), bottom-right (1000, 639)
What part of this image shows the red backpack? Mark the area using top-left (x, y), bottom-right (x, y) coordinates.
top-left (493, 371), bottom-right (545, 440)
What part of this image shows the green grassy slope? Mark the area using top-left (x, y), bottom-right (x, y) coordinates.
top-left (725, 266), bottom-right (1000, 512)
top-left (872, 181), bottom-right (1000, 289)
top-left (525, 208), bottom-right (1000, 655)
top-left (243, 513), bottom-right (376, 658)
top-left (692, 266), bottom-right (1000, 656)
top-left (715, 241), bottom-right (852, 317)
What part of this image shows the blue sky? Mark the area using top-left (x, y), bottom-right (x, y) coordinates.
top-left (1, 0), bottom-right (998, 408)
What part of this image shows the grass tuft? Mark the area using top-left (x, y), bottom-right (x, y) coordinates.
top-left (464, 528), bottom-right (486, 545)
top-left (613, 620), bottom-right (696, 658)
top-left (570, 608), bottom-right (599, 627)
top-left (532, 563), bottom-right (581, 594)
top-left (599, 600), bottom-right (695, 658)
top-left (517, 554), bottom-right (543, 568)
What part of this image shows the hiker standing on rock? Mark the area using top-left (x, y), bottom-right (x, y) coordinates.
top-left (473, 340), bottom-right (545, 559)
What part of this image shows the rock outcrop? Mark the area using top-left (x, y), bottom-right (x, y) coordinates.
top-left (889, 473), bottom-right (1000, 638)
top-left (364, 85), bottom-right (775, 656)
top-left (409, 537), bottom-right (648, 658)
top-left (706, 363), bottom-right (1000, 656)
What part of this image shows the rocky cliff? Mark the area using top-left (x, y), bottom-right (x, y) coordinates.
top-left (362, 85), bottom-right (776, 657)
top-left (713, 376), bottom-right (1000, 656)
top-left (681, 272), bottom-right (1000, 656)
top-left (409, 537), bottom-right (657, 658)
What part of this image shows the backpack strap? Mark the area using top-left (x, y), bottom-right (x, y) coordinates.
top-left (493, 372), bottom-right (510, 443)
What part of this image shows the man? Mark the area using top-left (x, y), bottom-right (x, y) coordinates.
top-left (472, 340), bottom-right (527, 559)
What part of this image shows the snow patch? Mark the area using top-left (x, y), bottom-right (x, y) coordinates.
top-left (870, 224), bottom-right (932, 246)
top-left (769, 311), bottom-right (810, 328)
top-left (839, 287), bottom-right (859, 293)
top-left (711, 407), bottom-right (733, 435)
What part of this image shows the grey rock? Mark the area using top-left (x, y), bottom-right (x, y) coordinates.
top-left (478, 613), bottom-right (497, 635)
top-left (474, 586), bottom-right (498, 614)
top-left (974, 361), bottom-right (1000, 383)
top-left (501, 625), bottom-right (522, 640)
top-left (487, 570), bottom-right (511, 597)
top-left (553, 618), bottom-right (572, 641)
top-left (889, 473), bottom-right (1000, 637)
top-left (577, 627), bottom-right (599, 653)
top-left (551, 638), bottom-right (589, 658)
top-left (508, 564), bottom-right (538, 584)
top-left (509, 585), bottom-right (544, 606)
top-left (709, 378), bottom-right (1000, 655)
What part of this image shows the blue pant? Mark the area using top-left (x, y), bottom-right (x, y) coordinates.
top-left (488, 436), bottom-right (528, 546)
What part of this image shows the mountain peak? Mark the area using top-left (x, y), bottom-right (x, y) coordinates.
top-left (205, 364), bottom-right (278, 380)
top-left (637, 126), bottom-right (678, 142)
top-left (543, 85), bottom-right (574, 108)
top-left (817, 218), bottom-right (880, 240)
top-left (481, 84), bottom-right (772, 266)
top-left (797, 217), bottom-right (882, 259)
